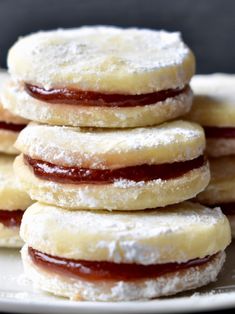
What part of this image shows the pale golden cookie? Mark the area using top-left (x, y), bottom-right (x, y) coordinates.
top-left (21, 246), bottom-right (225, 301)
top-left (206, 138), bottom-right (235, 158)
top-left (186, 74), bottom-right (235, 157)
top-left (0, 70), bottom-right (28, 154)
top-left (0, 71), bottom-right (28, 125)
top-left (21, 202), bottom-right (230, 263)
top-left (0, 155), bottom-right (32, 210)
top-left (187, 74), bottom-right (235, 127)
top-left (15, 120), bottom-right (205, 169)
top-left (8, 27), bottom-right (195, 94)
top-left (0, 129), bottom-right (19, 154)
top-left (14, 154), bottom-right (209, 210)
top-left (20, 201), bottom-right (230, 301)
top-left (0, 224), bottom-right (23, 248)
top-left (2, 80), bottom-right (193, 128)
top-left (14, 121), bottom-right (209, 210)
top-left (197, 156), bottom-right (235, 237)
top-left (5, 26), bottom-right (195, 128)
top-left (197, 157), bottom-right (235, 205)
top-left (0, 155), bottom-right (33, 247)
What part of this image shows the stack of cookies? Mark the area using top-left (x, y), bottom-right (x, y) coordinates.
top-left (187, 74), bottom-right (235, 237)
top-left (1, 27), bottom-right (231, 301)
top-left (0, 70), bottom-right (32, 247)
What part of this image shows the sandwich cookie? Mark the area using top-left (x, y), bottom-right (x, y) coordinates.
top-left (186, 74), bottom-right (235, 157)
top-left (20, 201), bottom-right (231, 301)
top-left (0, 155), bottom-right (33, 247)
top-left (14, 120), bottom-right (210, 210)
top-left (0, 71), bottom-right (28, 154)
top-left (3, 26), bottom-right (195, 128)
top-left (197, 156), bottom-right (235, 237)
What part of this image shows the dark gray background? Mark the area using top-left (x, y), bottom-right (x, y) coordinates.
top-left (0, 0), bottom-right (234, 73)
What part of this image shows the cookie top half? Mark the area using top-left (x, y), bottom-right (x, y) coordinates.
top-left (187, 74), bottom-right (235, 127)
top-left (8, 26), bottom-right (195, 94)
top-left (15, 120), bottom-right (205, 169)
top-left (20, 201), bottom-right (230, 264)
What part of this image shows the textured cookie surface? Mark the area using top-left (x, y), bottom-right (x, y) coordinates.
top-left (0, 155), bottom-right (33, 210)
top-left (0, 71), bottom-right (28, 154)
top-left (187, 74), bottom-right (235, 127)
top-left (1, 80), bottom-right (193, 128)
top-left (197, 156), bottom-right (235, 204)
top-left (20, 201), bottom-right (230, 264)
top-left (0, 224), bottom-right (23, 247)
top-left (14, 154), bottom-right (210, 210)
top-left (8, 27), bottom-right (195, 94)
top-left (15, 120), bottom-right (205, 169)
top-left (0, 70), bottom-right (28, 124)
top-left (206, 138), bottom-right (235, 158)
top-left (22, 245), bottom-right (225, 301)
top-left (0, 129), bottom-right (19, 154)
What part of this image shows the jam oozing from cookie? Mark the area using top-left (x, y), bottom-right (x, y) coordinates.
top-left (28, 247), bottom-right (217, 281)
top-left (24, 155), bottom-right (206, 184)
top-left (24, 84), bottom-right (189, 107)
top-left (0, 121), bottom-right (26, 132)
top-left (209, 203), bottom-right (235, 215)
top-left (0, 210), bottom-right (23, 227)
top-left (204, 127), bottom-right (235, 138)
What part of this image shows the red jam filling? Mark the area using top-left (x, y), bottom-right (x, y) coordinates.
top-left (210, 203), bottom-right (235, 215)
top-left (24, 84), bottom-right (189, 107)
top-left (204, 127), bottom-right (235, 139)
top-left (0, 210), bottom-right (23, 227)
top-left (0, 121), bottom-right (26, 132)
top-left (24, 155), bottom-right (206, 184)
top-left (28, 247), bottom-right (216, 282)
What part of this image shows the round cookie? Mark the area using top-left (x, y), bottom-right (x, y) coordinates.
top-left (3, 26), bottom-right (195, 128)
top-left (0, 70), bottom-right (28, 154)
top-left (20, 201), bottom-right (231, 301)
top-left (197, 156), bottom-right (235, 237)
top-left (14, 120), bottom-right (210, 210)
top-left (0, 155), bottom-right (33, 247)
top-left (186, 74), bottom-right (235, 157)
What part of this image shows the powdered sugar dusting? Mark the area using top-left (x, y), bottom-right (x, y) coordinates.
top-left (113, 179), bottom-right (146, 188)
top-left (2, 80), bottom-right (193, 128)
top-left (192, 74), bottom-right (235, 104)
top-left (8, 26), bottom-right (194, 94)
top-left (21, 245), bottom-right (226, 301)
top-left (20, 201), bottom-right (230, 264)
top-left (15, 120), bottom-right (205, 169)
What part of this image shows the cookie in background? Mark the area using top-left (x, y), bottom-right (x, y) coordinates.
top-left (0, 69), bottom-right (32, 247)
top-left (187, 74), bottom-right (235, 157)
top-left (0, 70), bottom-right (28, 155)
top-left (187, 74), bottom-right (235, 236)
top-left (0, 155), bottom-right (33, 247)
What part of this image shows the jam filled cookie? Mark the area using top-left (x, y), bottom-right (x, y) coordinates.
top-left (0, 155), bottom-right (33, 247)
top-left (0, 71), bottom-right (28, 154)
top-left (197, 156), bottom-right (235, 237)
top-left (14, 120), bottom-right (209, 210)
top-left (2, 26), bottom-right (195, 128)
top-left (186, 74), bottom-right (235, 157)
top-left (20, 201), bottom-right (230, 301)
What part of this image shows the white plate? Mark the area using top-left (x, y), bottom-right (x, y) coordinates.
top-left (0, 243), bottom-right (235, 314)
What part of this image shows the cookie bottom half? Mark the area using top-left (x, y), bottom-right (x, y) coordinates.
top-left (21, 245), bottom-right (225, 302)
top-left (0, 223), bottom-right (23, 248)
top-left (15, 155), bottom-right (210, 210)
